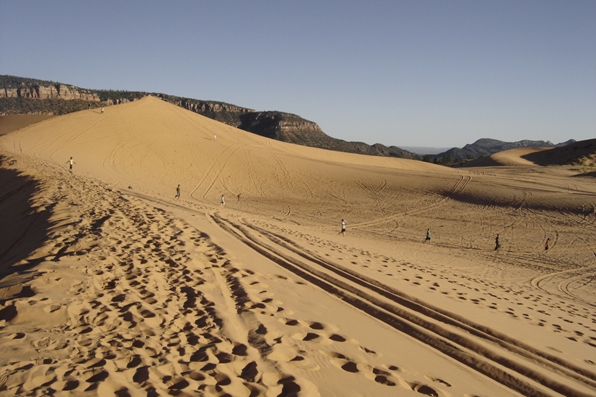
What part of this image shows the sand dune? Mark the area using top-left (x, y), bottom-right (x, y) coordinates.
top-left (1, 97), bottom-right (595, 396)
top-left (459, 140), bottom-right (596, 169)
top-left (489, 147), bottom-right (550, 166)
top-left (0, 115), bottom-right (55, 136)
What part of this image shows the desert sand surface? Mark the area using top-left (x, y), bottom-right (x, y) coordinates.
top-left (0, 115), bottom-right (55, 136)
top-left (0, 96), bottom-right (595, 397)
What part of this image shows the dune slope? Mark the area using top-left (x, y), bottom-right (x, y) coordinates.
top-left (1, 97), bottom-right (595, 396)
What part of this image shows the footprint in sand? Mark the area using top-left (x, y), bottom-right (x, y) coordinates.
top-left (425, 375), bottom-right (452, 387)
top-left (327, 352), bottom-right (403, 387)
top-left (370, 368), bottom-right (398, 386)
top-left (31, 337), bottom-right (59, 350)
top-left (409, 382), bottom-right (440, 396)
top-left (269, 344), bottom-right (320, 371)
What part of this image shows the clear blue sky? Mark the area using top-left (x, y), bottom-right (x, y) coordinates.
top-left (1, 1), bottom-right (594, 148)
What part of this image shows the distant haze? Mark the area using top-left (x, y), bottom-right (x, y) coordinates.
top-left (401, 146), bottom-right (452, 155)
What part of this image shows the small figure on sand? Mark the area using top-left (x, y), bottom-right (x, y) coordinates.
top-left (494, 234), bottom-right (500, 250)
top-left (175, 184), bottom-right (180, 199)
top-left (237, 193), bottom-right (241, 202)
top-left (339, 219), bottom-right (346, 236)
top-left (66, 156), bottom-right (75, 172)
top-left (101, 107), bottom-right (104, 114)
top-left (221, 195), bottom-right (225, 206)
top-left (545, 238), bottom-right (550, 251)
top-left (425, 229), bottom-right (431, 243)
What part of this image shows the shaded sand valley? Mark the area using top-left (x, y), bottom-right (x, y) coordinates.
top-left (1, 97), bottom-right (595, 396)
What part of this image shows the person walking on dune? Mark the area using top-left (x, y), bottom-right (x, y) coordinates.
top-left (545, 238), bottom-right (550, 251)
top-left (339, 219), bottom-right (346, 236)
top-left (425, 229), bottom-right (431, 243)
top-left (65, 156), bottom-right (75, 172)
top-left (494, 234), bottom-right (500, 250)
top-left (175, 184), bottom-right (180, 199)
top-left (221, 195), bottom-right (225, 206)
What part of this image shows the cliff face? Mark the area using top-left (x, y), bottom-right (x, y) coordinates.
top-left (148, 93), bottom-right (254, 115)
top-left (179, 99), bottom-right (252, 115)
top-left (238, 112), bottom-right (326, 142)
top-left (1, 84), bottom-right (99, 101)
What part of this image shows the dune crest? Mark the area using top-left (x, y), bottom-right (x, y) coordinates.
top-left (2, 97), bottom-right (453, 208)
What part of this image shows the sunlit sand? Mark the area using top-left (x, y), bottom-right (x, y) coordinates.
top-left (1, 97), bottom-right (595, 396)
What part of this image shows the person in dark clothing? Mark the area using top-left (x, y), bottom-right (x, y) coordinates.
top-left (339, 219), bottom-right (346, 236)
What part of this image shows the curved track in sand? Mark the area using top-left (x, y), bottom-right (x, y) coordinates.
top-left (211, 213), bottom-right (596, 397)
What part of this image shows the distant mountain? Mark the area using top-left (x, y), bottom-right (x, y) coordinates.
top-left (401, 146), bottom-right (451, 155)
top-left (434, 138), bottom-right (576, 164)
top-left (0, 75), bottom-right (419, 160)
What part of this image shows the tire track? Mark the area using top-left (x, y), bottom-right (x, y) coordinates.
top-left (190, 143), bottom-right (245, 201)
top-left (45, 115), bottom-right (106, 162)
top-left (531, 266), bottom-right (596, 308)
top-left (351, 175), bottom-right (471, 231)
top-left (211, 214), bottom-right (596, 397)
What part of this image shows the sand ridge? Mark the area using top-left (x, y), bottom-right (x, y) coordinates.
top-left (1, 98), bottom-right (595, 396)
top-left (0, 115), bottom-right (55, 136)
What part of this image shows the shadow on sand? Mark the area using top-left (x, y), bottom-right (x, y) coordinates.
top-left (522, 139), bottom-right (596, 166)
top-left (0, 155), bottom-right (51, 298)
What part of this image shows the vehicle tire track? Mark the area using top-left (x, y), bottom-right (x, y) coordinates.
top-left (190, 143), bottom-right (245, 201)
top-left (531, 266), bottom-right (596, 308)
top-left (210, 214), bottom-right (596, 397)
top-left (351, 175), bottom-right (470, 231)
